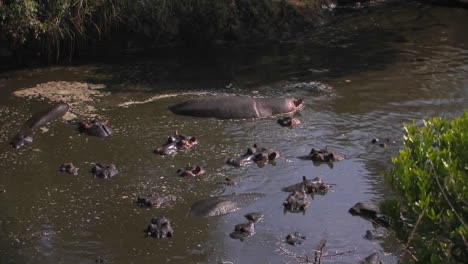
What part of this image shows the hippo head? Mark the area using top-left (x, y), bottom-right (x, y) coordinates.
top-left (154, 132), bottom-right (197, 155)
top-left (146, 216), bottom-right (173, 239)
top-left (10, 134), bottom-right (33, 149)
top-left (79, 120), bottom-right (113, 137)
top-left (176, 136), bottom-right (198, 149)
top-left (292, 98), bottom-right (304, 110)
top-left (283, 189), bottom-right (309, 213)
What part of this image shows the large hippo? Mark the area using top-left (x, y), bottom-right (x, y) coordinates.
top-left (26, 103), bottom-right (70, 129)
top-left (10, 103), bottom-right (69, 149)
top-left (169, 96), bottom-right (304, 119)
top-left (189, 193), bottom-right (264, 218)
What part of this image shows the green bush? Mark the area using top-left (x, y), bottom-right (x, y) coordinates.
top-left (382, 111), bottom-right (468, 263)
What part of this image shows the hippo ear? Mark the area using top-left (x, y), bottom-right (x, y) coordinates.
top-left (189, 137), bottom-right (197, 143)
top-left (253, 143), bottom-right (258, 149)
top-left (246, 147), bottom-right (255, 155)
top-left (309, 148), bottom-right (316, 154)
top-left (174, 130), bottom-right (179, 136)
top-left (302, 176), bottom-right (307, 182)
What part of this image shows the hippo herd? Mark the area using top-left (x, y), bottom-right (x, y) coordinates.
top-left (8, 95), bottom-right (390, 263)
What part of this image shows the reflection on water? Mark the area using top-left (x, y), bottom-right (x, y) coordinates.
top-left (0, 2), bottom-right (467, 264)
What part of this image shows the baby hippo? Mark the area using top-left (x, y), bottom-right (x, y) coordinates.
top-left (145, 216), bottom-right (173, 239)
top-left (91, 163), bottom-right (119, 179)
top-left (59, 163), bottom-right (79, 175)
top-left (79, 120), bottom-right (113, 137)
top-left (230, 212), bottom-right (264, 241)
top-left (176, 164), bottom-right (205, 177)
top-left (283, 189), bottom-right (309, 213)
top-left (277, 117), bottom-right (301, 127)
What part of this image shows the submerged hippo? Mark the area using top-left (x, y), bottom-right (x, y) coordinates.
top-left (364, 228), bottom-right (389, 240)
top-left (91, 163), bottom-right (119, 179)
top-left (298, 145), bottom-right (346, 162)
top-left (176, 164), bottom-right (205, 177)
top-left (169, 96), bottom-right (304, 119)
top-left (282, 176), bottom-right (331, 195)
top-left (78, 120), bottom-right (113, 137)
top-left (10, 134), bottom-right (33, 149)
top-left (59, 163), bottom-right (79, 175)
top-left (154, 131), bottom-right (198, 155)
top-left (362, 253), bottom-right (384, 264)
top-left (145, 216), bottom-right (173, 239)
top-left (137, 195), bottom-right (176, 208)
top-left (277, 117), bottom-right (301, 127)
top-left (285, 232), bottom-right (307, 245)
top-left (283, 189), bottom-right (310, 213)
top-left (10, 103), bottom-right (69, 149)
top-left (230, 212), bottom-right (264, 241)
top-left (349, 202), bottom-right (389, 227)
top-left (227, 144), bottom-right (280, 167)
top-left (189, 193), bottom-right (265, 218)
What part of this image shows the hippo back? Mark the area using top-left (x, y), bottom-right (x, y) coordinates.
top-left (169, 96), bottom-right (260, 119)
top-left (27, 103), bottom-right (69, 129)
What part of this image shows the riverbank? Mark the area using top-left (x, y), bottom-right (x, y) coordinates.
top-left (0, 0), bottom-right (333, 65)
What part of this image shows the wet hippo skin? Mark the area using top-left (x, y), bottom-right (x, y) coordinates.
top-left (189, 193), bottom-right (265, 218)
top-left (10, 103), bottom-right (69, 149)
top-left (169, 96), bottom-right (304, 119)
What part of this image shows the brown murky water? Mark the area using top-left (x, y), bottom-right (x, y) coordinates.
top-left (0, 3), bottom-right (467, 264)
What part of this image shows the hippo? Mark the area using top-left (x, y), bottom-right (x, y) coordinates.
top-left (371, 138), bottom-right (396, 148)
top-left (10, 103), bottom-right (69, 149)
top-left (230, 212), bottom-right (264, 241)
top-left (10, 134), bottom-right (33, 149)
top-left (189, 193), bottom-right (265, 218)
top-left (169, 96), bottom-right (304, 119)
top-left (26, 103), bottom-right (70, 129)
top-left (78, 120), bottom-right (113, 137)
top-left (137, 195), bottom-right (176, 208)
top-left (282, 176), bottom-right (331, 195)
top-left (154, 131), bottom-right (198, 155)
top-left (364, 228), bottom-right (389, 240)
top-left (362, 253), bottom-right (384, 264)
top-left (59, 163), bottom-right (79, 175)
top-left (226, 144), bottom-right (280, 167)
top-left (285, 232), bottom-right (307, 245)
top-left (176, 164), bottom-right (205, 177)
top-left (298, 145), bottom-right (346, 162)
top-left (145, 216), bottom-right (173, 239)
top-left (283, 189), bottom-right (309, 213)
top-left (218, 177), bottom-right (239, 186)
top-left (349, 202), bottom-right (389, 227)
top-left (91, 163), bottom-right (119, 179)
top-left (277, 117), bottom-right (301, 127)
